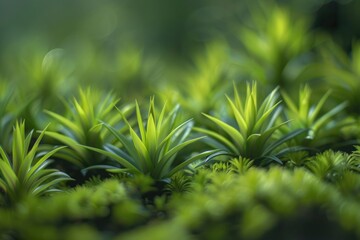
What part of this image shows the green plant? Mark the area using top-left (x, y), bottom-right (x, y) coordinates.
top-left (164, 172), bottom-right (192, 194)
top-left (0, 81), bottom-right (17, 153)
top-left (209, 157), bottom-right (254, 174)
top-left (84, 98), bottom-right (215, 180)
top-left (196, 82), bottom-right (304, 165)
top-left (0, 121), bottom-right (71, 204)
top-left (3, 178), bottom-right (148, 239)
top-left (3, 39), bottom-right (76, 115)
top-left (235, 3), bottom-right (312, 87)
top-left (160, 41), bottom-right (232, 119)
top-left (336, 171), bottom-right (360, 199)
top-left (299, 40), bottom-right (360, 115)
top-left (229, 157), bottom-right (254, 174)
top-left (43, 88), bottom-right (132, 168)
top-left (167, 167), bottom-right (359, 240)
top-left (305, 150), bottom-right (360, 183)
top-left (281, 85), bottom-right (348, 148)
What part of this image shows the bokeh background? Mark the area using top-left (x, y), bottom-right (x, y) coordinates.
top-left (0, 0), bottom-right (359, 124)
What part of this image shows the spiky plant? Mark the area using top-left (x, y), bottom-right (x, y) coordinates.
top-left (229, 157), bottom-right (254, 174)
top-left (299, 40), bottom-right (360, 115)
top-left (0, 121), bottom-right (71, 204)
top-left (235, 3), bottom-right (312, 87)
top-left (165, 172), bottom-right (192, 194)
top-left (281, 85), bottom-right (348, 149)
top-left (43, 88), bottom-right (132, 169)
top-left (305, 150), bottom-right (360, 183)
top-left (162, 41), bottom-right (231, 118)
top-left (210, 156), bottom-right (254, 174)
top-left (4, 39), bottom-right (75, 117)
top-left (84, 97), bottom-right (215, 180)
top-left (196, 82), bottom-right (304, 165)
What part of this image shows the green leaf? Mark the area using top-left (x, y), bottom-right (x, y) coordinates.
top-left (103, 144), bottom-right (135, 165)
top-left (31, 172), bottom-right (72, 196)
top-left (12, 121), bottom-right (26, 173)
top-left (26, 146), bottom-right (67, 181)
top-left (254, 101), bottom-right (281, 132)
top-left (203, 113), bottom-right (245, 148)
top-left (159, 119), bottom-right (193, 151)
top-left (0, 159), bottom-right (18, 190)
top-left (312, 102), bottom-right (347, 131)
top-left (161, 137), bottom-right (204, 164)
top-left (146, 114), bottom-right (158, 157)
top-left (135, 100), bottom-right (146, 141)
top-left (167, 150), bottom-right (219, 177)
top-left (81, 144), bottom-right (141, 174)
top-left (263, 128), bottom-right (307, 157)
top-left (226, 96), bottom-right (247, 133)
top-left (281, 90), bottom-right (298, 114)
top-left (129, 127), bottom-right (151, 170)
top-left (194, 127), bottom-right (239, 154)
top-left (43, 131), bottom-right (85, 156)
top-left (101, 122), bottom-right (138, 160)
top-left (20, 125), bottom-right (50, 180)
top-left (308, 90), bottom-right (331, 123)
top-left (81, 165), bottom-right (121, 175)
top-left (45, 110), bottom-right (82, 138)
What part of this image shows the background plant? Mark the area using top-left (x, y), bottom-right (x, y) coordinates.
top-left (305, 149), bottom-right (360, 183)
top-left (299, 40), bottom-right (360, 115)
top-left (160, 41), bottom-right (233, 121)
top-left (280, 85), bottom-right (351, 166)
top-left (234, 2), bottom-right (313, 89)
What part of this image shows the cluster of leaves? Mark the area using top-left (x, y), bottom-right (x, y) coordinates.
top-left (42, 88), bottom-right (128, 169)
top-left (0, 179), bottom-right (149, 239)
top-left (0, 1), bottom-right (360, 239)
top-left (84, 97), bottom-right (215, 180)
top-left (0, 121), bottom-right (71, 205)
top-left (196, 81), bottom-right (306, 165)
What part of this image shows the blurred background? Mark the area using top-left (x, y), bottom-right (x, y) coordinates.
top-left (0, 0), bottom-right (359, 118)
top-left (1, 0), bottom-right (359, 58)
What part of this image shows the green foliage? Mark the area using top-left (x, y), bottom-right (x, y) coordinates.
top-left (0, 81), bottom-right (17, 153)
top-left (209, 157), bottom-right (254, 174)
top-left (116, 222), bottom-right (192, 240)
top-left (43, 88), bottom-right (131, 168)
top-left (336, 171), bottom-right (360, 199)
top-left (165, 172), bottom-right (192, 194)
top-left (0, 1), bottom-right (360, 238)
top-left (305, 150), bottom-right (360, 183)
top-left (300, 40), bottom-right (360, 114)
top-left (196, 82), bottom-right (304, 165)
top-left (3, 40), bottom-right (76, 119)
top-left (85, 98), bottom-right (216, 180)
top-left (168, 168), bottom-right (360, 239)
top-left (229, 157), bottom-right (254, 174)
top-left (160, 41), bottom-right (232, 119)
top-left (0, 121), bottom-right (71, 204)
top-left (282, 85), bottom-right (348, 148)
top-left (1, 178), bottom-right (148, 239)
top-left (235, 3), bottom-right (312, 87)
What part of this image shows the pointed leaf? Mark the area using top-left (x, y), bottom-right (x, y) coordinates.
top-left (203, 113), bottom-right (245, 148)
top-left (81, 144), bottom-right (141, 173)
